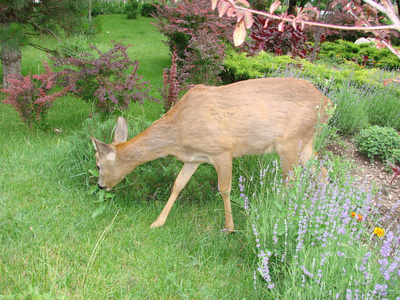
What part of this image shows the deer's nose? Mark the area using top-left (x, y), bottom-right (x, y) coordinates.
top-left (98, 183), bottom-right (105, 190)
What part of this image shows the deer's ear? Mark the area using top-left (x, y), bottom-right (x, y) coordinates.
top-left (92, 138), bottom-right (116, 161)
top-left (114, 116), bottom-right (128, 143)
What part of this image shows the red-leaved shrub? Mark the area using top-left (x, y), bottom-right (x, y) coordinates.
top-left (161, 49), bottom-right (191, 112)
top-left (244, 16), bottom-right (314, 59)
top-left (153, 0), bottom-right (234, 85)
top-left (1, 61), bottom-right (68, 129)
top-left (51, 42), bottom-right (155, 115)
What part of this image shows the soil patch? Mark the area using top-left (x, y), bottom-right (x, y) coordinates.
top-left (325, 137), bottom-right (400, 226)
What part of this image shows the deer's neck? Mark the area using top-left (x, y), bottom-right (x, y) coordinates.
top-left (116, 119), bottom-right (177, 167)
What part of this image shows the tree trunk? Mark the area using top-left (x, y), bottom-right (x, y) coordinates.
top-left (287, 0), bottom-right (297, 15)
top-left (397, 0), bottom-right (400, 16)
top-left (1, 46), bottom-right (22, 88)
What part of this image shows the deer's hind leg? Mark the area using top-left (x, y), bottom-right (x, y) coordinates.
top-left (277, 138), bottom-right (314, 180)
top-left (279, 138), bottom-right (327, 181)
top-left (213, 153), bottom-right (234, 232)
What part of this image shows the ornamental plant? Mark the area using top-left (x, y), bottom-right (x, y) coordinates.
top-left (355, 126), bottom-right (400, 164)
top-left (153, 0), bottom-right (233, 58)
top-left (161, 49), bottom-right (191, 112)
top-left (0, 61), bottom-right (68, 129)
top-left (319, 40), bottom-right (400, 70)
top-left (51, 42), bottom-right (154, 115)
top-left (243, 16), bottom-right (316, 59)
top-left (125, 0), bottom-right (140, 19)
top-left (141, 2), bottom-right (158, 17)
top-left (238, 156), bottom-right (400, 298)
top-left (153, 0), bottom-right (234, 85)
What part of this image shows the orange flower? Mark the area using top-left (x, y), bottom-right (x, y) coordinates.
top-left (351, 212), bottom-right (363, 221)
top-left (374, 227), bottom-right (385, 237)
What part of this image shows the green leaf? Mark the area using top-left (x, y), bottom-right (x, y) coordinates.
top-left (87, 184), bottom-right (99, 195)
top-left (88, 168), bottom-right (99, 177)
top-left (105, 192), bottom-right (115, 199)
top-left (92, 203), bottom-right (107, 218)
top-left (98, 189), bottom-right (105, 202)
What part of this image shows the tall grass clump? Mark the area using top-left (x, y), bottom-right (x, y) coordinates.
top-left (239, 158), bottom-right (400, 299)
top-left (59, 115), bottom-right (218, 208)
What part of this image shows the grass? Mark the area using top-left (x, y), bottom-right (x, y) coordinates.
top-left (1, 13), bottom-right (400, 299)
top-left (0, 15), bottom-right (259, 299)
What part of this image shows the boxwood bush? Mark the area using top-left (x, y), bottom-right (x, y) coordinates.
top-left (223, 50), bottom-right (397, 89)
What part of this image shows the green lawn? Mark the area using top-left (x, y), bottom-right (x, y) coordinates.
top-left (2, 13), bottom-right (399, 299)
top-left (0, 15), bottom-right (262, 299)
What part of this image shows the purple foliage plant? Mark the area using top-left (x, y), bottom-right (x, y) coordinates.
top-left (51, 42), bottom-right (155, 115)
top-left (1, 61), bottom-right (68, 129)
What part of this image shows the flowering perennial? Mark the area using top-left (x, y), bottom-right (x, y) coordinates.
top-left (240, 158), bottom-right (400, 298)
top-left (374, 227), bottom-right (386, 237)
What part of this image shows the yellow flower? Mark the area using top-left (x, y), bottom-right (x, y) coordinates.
top-left (351, 212), bottom-right (356, 217)
top-left (374, 227), bottom-right (385, 237)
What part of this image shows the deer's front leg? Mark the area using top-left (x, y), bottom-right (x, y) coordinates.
top-left (150, 162), bottom-right (200, 229)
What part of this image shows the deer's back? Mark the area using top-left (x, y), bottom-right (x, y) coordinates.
top-left (162, 78), bottom-right (330, 159)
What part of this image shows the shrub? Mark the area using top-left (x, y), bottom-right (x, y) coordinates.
top-left (77, 17), bottom-right (102, 37)
top-left (0, 61), bottom-right (68, 129)
top-left (365, 88), bottom-right (400, 130)
top-left (179, 27), bottom-right (227, 85)
top-left (153, 0), bottom-right (234, 85)
top-left (355, 126), bottom-right (400, 164)
top-left (141, 2), bottom-right (158, 17)
top-left (161, 49), bottom-right (190, 112)
top-left (90, 0), bottom-right (126, 16)
top-left (243, 16), bottom-right (315, 59)
top-left (317, 10), bottom-right (360, 42)
top-left (327, 82), bottom-right (369, 134)
top-left (223, 50), bottom-right (398, 90)
top-left (319, 40), bottom-right (400, 70)
top-left (125, 0), bottom-right (140, 19)
top-left (51, 42), bottom-right (155, 115)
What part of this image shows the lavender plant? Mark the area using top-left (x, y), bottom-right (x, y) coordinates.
top-left (238, 158), bottom-right (400, 298)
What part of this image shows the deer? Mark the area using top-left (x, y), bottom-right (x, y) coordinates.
top-left (92, 77), bottom-right (331, 232)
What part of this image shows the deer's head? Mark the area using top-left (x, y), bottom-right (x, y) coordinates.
top-left (92, 116), bottom-right (129, 190)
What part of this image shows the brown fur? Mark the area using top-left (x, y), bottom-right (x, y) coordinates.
top-left (93, 78), bottom-right (331, 231)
